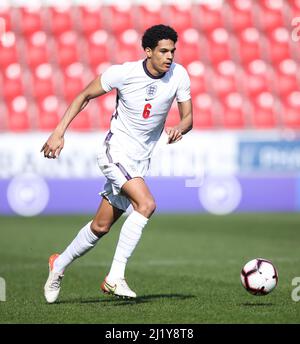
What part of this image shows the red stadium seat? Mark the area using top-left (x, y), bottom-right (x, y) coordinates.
top-left (187, 61), bottom-right (208, 96)
top-left (251, 92), bottom-right (278, 128)
top-left (0, 6), bottom-right (12, 32)
top-left (37, 110), bottom-right (60, 131)
top-left (177, 29), bottom-right (202, 65)
top-left (137, 4), bottom-right (163, 32)
top-left (31, 63), bottom-right (57, 100)
top-left (235, 27), bottom-right (262, 64)
top-left (280, 92), bottom-right (300, 128)
top-left (258, 0), bottom-right (285, 32)
top-left (69, 109), bottom-right (94, 131)
top-left (6, 96), bottom-right (31, 131)
top-left (54, 31), bottom-right (79, 67)
top-left (114, 29), bottom-right (142, 64)
top-left (2, 63), bottom-right (24, 100)
top-left (227, 0), bottom-right (254, 32)
top-left (242, 60), bottom-right (272, 97)
top-left (252, 107), bottom-right (277, 128)
top-left (220, 93), bottom-right (246, 129)
top-left (62, 63), bottom-right (86, 102)
top-left (78, 5), bottom-right (103, 35)
top-left (48, 6), bottom-right (74, 36)
top-left (0, 32), bottom-right (18, 68)
top-left (105, 4), bottom-right (135, 34)
top-left (266, 28), bottom-right (291, 63)
top-left (19, 7), bottom-right (44, 36)
top-left (90, 62), bottom-right (111, 77)
top-left (288, 0), bottom-right (300, 13)
top-left (36, 95), bottom-right (61, 131)
top-left (24, 31), bottom-right (50, 68)
top-left (1, 2), bottom-right (299, 134)
top-left (206, 28), bottom-right (231, 65)
top-left (164, 3), bottom-right (193, 33)
top-left (211, 60), bottom-right (239, 100)
top-left (197, 3), bottom-right (225, 33)
top-left (193, 93), bottom-right (215, 129)
top-left (274, 59), bottom-right (299, 96)
top-left (86, 30), bottom-right (111, 67)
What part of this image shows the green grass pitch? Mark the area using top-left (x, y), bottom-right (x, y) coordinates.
top-left (0, 213), bottom-right (300, 324)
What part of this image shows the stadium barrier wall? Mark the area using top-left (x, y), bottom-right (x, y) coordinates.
top-left (0, 131), bottom-right (299, 215)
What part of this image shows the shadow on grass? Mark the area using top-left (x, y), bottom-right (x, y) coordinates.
top-left (240, 302), bottom-right (275, 307)
top-left (58, 293), bottom-right (196, 305)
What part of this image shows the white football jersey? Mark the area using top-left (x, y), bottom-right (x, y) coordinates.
top-left (100, 59), bottom-right (191, 160)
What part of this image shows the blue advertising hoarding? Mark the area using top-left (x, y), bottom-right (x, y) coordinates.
top-left (0, 132), bottom-right (299, 215)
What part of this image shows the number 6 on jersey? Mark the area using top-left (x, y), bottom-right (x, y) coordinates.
top-left (142, 103), bottom-right (152, 119)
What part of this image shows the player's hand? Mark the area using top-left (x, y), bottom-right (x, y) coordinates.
top-left (40, 132), bottom-right (64, 159)
top-left (165, 127), bottom-right (182, 144)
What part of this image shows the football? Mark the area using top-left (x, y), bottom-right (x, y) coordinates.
top-left (240, 258), bottom-right (278, 295)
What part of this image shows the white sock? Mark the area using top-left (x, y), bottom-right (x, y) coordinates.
top-left (107, 211), bottom-right (148, 282)
top-left (53, 221), bottom-right (99, 273)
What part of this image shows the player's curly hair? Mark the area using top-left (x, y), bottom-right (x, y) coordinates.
top-left (142, 24), bottom-right (178, 50)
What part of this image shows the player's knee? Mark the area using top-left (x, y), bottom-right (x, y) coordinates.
top-left (135, 198), bottom-right (156, 218)
top-left (90, 220), bottom-right (111, 237)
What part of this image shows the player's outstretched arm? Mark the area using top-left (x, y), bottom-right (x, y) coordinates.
top-left (41, 77), bottom-right (107, 159)
top-left (166, 99), bottom-right (193, 144)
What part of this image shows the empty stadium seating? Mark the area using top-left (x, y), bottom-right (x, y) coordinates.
top-left (5, 96), bottom-right (32, 131)
top-left (36, 95), bottom-right (61, 131)
top-left (220, 92), bottom-right (246, 129)
top-left (258, 0), bottom-right (286, 32)
top-left (19, 7), bottom-right (44, 37)
top-left (212, 60), bottom-right (239, 101)
top-left (85, 30), bottom-right (111, 66)
top-left (196, 2), bottom-right (225, 33)
top-left (251, 92), bottom-right (279, 128)
top-left (281, 91), bottom-right (300, 128)
top-left (2, 63), bottom-right (24, 100)
top-left (0, 32), bottom-right (18, 68)
top-left (113, 29), bottom-right (142, 64)
top-left (227, 0), bottom-right (255, 32)
top-left (105, 4), bottom-right (135, 34)
top-left (274, 59), bottom-right (300, 96)
top-left (242, 59), bottom-right (274, 98)
top-left (186, 61), bottom-right (208, 96)
top-left (77, 5), bottom-right (103, 35)
top-left (137, 4), bottom-right (163, 33)
top-left (30, 63), bottom-right (57, 100)
top-left (0, 1), bottom-right (299, 132)
top-left (235, 27), bottom-right (262, 64)
top-left (54, 31), bottom-right (79, 67)
top-left (164, 3), bottom-right (193, 33)
top-left (48, 6), bottom-right (75, 36)
top-left (193, 93), bottom-right (215, 129)
top-left (24, 31), bottom-right (50, 67)
top-left (61, 63), bottom-right (86, 102)
top-left (0, 6), bottom-right (12, 32)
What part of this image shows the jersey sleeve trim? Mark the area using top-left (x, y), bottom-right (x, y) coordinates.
top-left (100, 74), bottom-right (112, 93)
top-left (177, 95), bottom-right (191, 103)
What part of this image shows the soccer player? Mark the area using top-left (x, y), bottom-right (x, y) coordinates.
top-left (41, 24), bottom-right (193, 303)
